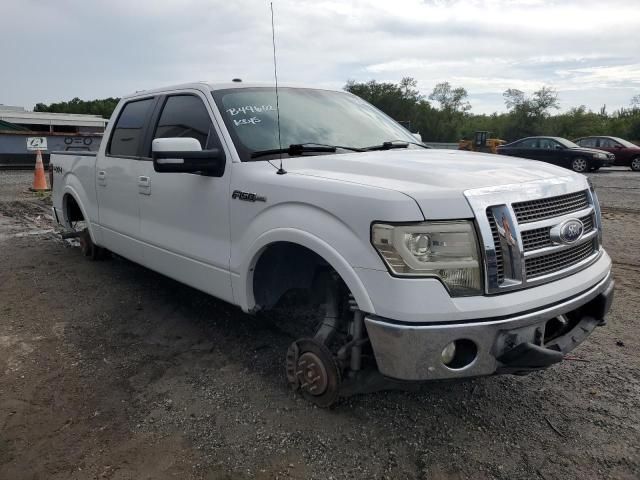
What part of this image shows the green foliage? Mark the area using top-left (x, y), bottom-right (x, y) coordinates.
top-left (429, 82), bottom-right (471, 113)
top-left (345, 78), bottom-right (471, 142)
top-left (345, 77), bottom-right (425, 126)
top-left (345, 79), bottom-right (640, 143)
top-left (34, 97), bottom-right (120, 119)
top-left (427, 82), bottom-right (472, 142)
top-left (500, 86), bottom-right (560, 139)
top-left (545, 106), bottom-right (605, 139)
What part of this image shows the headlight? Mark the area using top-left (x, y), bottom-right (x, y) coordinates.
top-left (371, 221), bottom-right (482, 296)
top-left (595, 153), bottom-right (606, 159)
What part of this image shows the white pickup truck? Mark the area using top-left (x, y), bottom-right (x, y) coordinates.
top-left (51, 82), bottom-right (614, 406)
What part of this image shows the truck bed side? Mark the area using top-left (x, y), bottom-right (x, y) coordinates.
top-left (50, 152), bottom-right (99, 238)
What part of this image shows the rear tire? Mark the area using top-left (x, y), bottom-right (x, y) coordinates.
top-left (631, 157), bottom-right (640, 172)
top-left (79, 228), bottom-right (93, 257)
top-left (79, 228), bottom-right (108, 260)
top-left (571, 157), bottom-right (589, 173)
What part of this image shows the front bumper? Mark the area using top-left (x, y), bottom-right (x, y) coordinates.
top-left (594, 156), bottom-right (614, 167)
top-left (365, 272), bottom-right (614, 381)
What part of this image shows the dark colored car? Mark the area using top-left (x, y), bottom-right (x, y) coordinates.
top-left (574, 136), bottom-right (640, 171)
top-left (497, 136), bottom-right (614, 173)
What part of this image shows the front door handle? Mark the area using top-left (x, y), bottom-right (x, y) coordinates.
top-left (97, 170), bottom-right (106, 186)
top-left (138, 176), bottom-right (151, 195)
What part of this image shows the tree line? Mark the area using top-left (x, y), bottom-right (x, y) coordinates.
top-left (34, 97), bottom-right (120, 120)
top-left (33, 81), bottom-right (640, 143)
top-left (345, 78), bottom-right (640, 143)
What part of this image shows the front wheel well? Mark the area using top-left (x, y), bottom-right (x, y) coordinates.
top-left (252, 242), bottom-right (343, 311)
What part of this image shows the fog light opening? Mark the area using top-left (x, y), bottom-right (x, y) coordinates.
top-left (544, 314), bottom-right (575, 344)
top-left (441, 341), bottom-right (456, 365)
top-left (442, 339), bottom-right (478, 369)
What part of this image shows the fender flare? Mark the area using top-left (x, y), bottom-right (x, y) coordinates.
top-left (61, 186), bottom-right (98, 244)
top-left (236, 228), bottom-right (375, 314)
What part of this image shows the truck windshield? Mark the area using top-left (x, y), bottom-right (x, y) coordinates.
top-left (211, 87), bottom-right (417, 162)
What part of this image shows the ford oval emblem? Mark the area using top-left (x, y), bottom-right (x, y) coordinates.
top-left (550, 218), bottom-right (584, 245)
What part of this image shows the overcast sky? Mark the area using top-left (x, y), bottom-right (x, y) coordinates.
top-left (3, 0), bottom-right (639, 114)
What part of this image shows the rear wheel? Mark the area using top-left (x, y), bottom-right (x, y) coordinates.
top-left (631, 157), bottom-right (640, 172)
top-left (65, 195), bottom-right (109, 261)
top-left (571, 157), bottom-right (589, 173)
top-left (79, 228), bottom-right (108, 260)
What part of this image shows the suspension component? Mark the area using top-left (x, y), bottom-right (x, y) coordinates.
top-left (350, 310), bottom-right (364, 372)
top-left (313, 271), bottom-right (342, 344)
top-left (348, 293), bottom-right (358, 312)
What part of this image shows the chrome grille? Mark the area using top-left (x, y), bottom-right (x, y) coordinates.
top-left (521, 214), bottom-right (595, 252)
top-left (521, 225), bottom-right (553, 251)
top-left (525, 240), bottom-right (596, 278)
top-left (477, 187), bottom-right (600, 293)
top-left (486, 213), bottom-right (505, 283)
top-left (512, 191), bottom-right (589, 223)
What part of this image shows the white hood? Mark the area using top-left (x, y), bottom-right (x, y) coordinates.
top-left (283, 148), bottom-right (580, 219)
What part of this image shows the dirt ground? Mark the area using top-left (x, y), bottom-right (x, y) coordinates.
top-left (0, 169), bottom-right (638, 480)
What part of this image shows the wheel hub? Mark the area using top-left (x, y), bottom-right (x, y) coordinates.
top-left (296, 352), bottom-right (328, 396)
top-left (285, 338), bottom-right (342, 407)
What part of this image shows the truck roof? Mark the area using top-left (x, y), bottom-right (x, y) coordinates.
top-left (122, 81), bottom-right (339, 100)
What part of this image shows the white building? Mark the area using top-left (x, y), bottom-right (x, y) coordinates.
top-left (0, 105), bottom-right (107, 133)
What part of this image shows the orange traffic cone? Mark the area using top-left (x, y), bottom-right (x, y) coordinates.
top-left (32, 149), bottom-right (49, 191)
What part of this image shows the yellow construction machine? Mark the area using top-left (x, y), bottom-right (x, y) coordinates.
top-left (458, 131), bottom-right (505, 154)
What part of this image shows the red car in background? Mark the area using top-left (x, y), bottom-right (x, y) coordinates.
top-left (574, 136), bottom-right (640, 171)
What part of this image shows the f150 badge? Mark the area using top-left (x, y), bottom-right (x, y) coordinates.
top-left (232, 190), bottom-right (267, 202)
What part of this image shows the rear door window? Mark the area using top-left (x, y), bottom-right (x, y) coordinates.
top-left (153, 95), bottom-right (218, 149)
top-left (517, 138), bottom-right (538, 148)
top-left (578, 138), bottom-right (597, 148)
top-left (108, 98), bottom-right (155, 157)
top-left (598, 138), bottom-right (619, 148)
top-left (539, 138), bottom-right (557, 149)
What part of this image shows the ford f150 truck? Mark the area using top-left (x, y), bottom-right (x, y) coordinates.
top-left (50, 82), bottom-right (614, 406)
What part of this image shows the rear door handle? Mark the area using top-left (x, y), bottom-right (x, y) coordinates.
top-left (97, 170), bottom-right (106, 186)
top-left (138, 176), bottom-right (151, 195)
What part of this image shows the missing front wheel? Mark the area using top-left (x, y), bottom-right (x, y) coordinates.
top-left (285, 338), bottom-right (342, 407)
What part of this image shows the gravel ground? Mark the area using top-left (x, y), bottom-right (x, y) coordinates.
top-left (0, 171), bottom-right (34, 202)
top-left (589, 169), bottom-right (640, 212)
top-left (0, 167), bottom-right (638, 480)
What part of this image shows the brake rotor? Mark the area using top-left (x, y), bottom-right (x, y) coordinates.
top-left (285, 338), bottom-right (341, 407)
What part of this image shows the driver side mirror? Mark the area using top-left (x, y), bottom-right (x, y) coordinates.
top-left (152, 138), bottom-right (225, 176)
top-left (555, 145), bottom-right (564, 150)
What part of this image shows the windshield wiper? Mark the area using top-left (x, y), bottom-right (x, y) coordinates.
top-left (363, 140), bottom-right (431, 151)
top-left (250, 143), bottom-right (363, 159)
